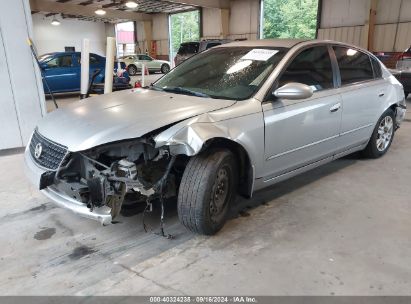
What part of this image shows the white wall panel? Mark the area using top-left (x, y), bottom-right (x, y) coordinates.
top-left (399, 0), bottom-right (411, 22)
top-left (317, 26), bottom-right (366, 48)
top-left (395, 22), bottom-right (411, 51)
top-left (0, 0), bottom-right (44, 149)
top-left (229, 0), bottom-right (259, 37)
top-left (374, 23), bottom-right (397, 51)
top-left (0, 30), bottom-right (23, 149)
top-left (203, 7), bottom-right (222, 38)
top-left (32, 14), bottom-right (107, 55)
top-left (152, 14), bottom-right (168, 41)
top-left (321, 0), bottom-right (368, 28)
top-left (376, 0), bottom-right (401, 24)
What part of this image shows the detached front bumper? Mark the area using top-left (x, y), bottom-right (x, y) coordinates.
top-left (24, 147), bottom-right (112, 225)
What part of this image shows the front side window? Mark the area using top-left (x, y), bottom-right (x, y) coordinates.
top-left (45, 55), bottom-right (72, 68)
top-left (333, 46), bottom-right (374, 85)
top-left (278, 46), bottom-right (334, 92)
top-left (90, 55), bottom-right (99, 65)
top-left (154, 47), bottom-right (288, 100)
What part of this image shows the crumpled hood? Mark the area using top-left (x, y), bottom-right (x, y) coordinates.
top-left (37, 88), bottom-right (236, 151)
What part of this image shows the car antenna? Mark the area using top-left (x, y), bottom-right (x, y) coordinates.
top-left (27, 38), bottom-right (58, 109)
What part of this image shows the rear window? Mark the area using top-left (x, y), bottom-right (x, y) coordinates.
top-left (333, 46), bottom-right (374, 85)
top-left (177, 43), bottom-right (199, 55)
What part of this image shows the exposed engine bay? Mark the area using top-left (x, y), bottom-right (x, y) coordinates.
top-left (41, 137), bottom-right (187, 231)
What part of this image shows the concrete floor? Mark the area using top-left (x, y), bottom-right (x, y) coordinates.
top-left (0, 98), bottom-right (410, 296)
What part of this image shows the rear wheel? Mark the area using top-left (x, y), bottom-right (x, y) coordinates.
top-left (362, 109), bottom-right (395, 158)
top-left (161, 64), bottom-right (170, 74)
top-left (177, 149), bottom-right (237, 235)
top-left (128, 65), bottom-right (137, 76)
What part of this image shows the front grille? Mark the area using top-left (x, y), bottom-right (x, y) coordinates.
top-left (29, 130), bottom-right (68, 170)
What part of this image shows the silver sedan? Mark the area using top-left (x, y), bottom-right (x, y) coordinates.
top-left (120, 54), bottom-right (171, 75)
top-left (25, 39), bottom-right (407, 235)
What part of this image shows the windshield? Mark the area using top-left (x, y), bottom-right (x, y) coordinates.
top-left (38, 54), bottom-right (54, 62)
top-left (154, 47), bottom-right (288, 100)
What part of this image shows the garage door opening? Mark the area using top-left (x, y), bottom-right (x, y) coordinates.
top-left (116, 21), bottom-right (135, 57)
top-left (169, 10), bottom-right (200, 66)
top-left (260, 0), bottom-right (319, 39)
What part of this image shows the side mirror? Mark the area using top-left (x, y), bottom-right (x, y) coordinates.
top-left (273, 82), bottom-right (313, 100)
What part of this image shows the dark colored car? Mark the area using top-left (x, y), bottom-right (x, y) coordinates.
top-left (174, 39), bottom-right (231, 66)
top-left (38, 52), bottom-right (131, 93)
top-left (392, 45), bottom-right (411, 97)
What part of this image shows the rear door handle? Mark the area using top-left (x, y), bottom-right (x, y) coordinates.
top-left (330, 103), bottom-right (341, 113)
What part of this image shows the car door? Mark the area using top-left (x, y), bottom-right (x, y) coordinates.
top-left (42, 54), bottom-right (77, 92)
top-left (262, 45), bottom-right (342, 180)
top-left (138, 54), bottom-right (154, 70)
top-left (333, 46), bottom-right (387, 151)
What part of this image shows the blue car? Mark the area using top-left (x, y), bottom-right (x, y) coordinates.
top-left (38, 52), bottom-right (130, 93)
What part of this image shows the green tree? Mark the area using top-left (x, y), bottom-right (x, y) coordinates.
top-left (170, 11), bottom-right (200, 57)
top-left (263, 0), bottom-right (318, 39)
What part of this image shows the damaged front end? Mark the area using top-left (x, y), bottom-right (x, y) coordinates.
top-left (33, 131), bottom-right (182, 225)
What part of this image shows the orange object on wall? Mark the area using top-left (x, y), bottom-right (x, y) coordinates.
top-left (151, 41), bottom-right (157, 58)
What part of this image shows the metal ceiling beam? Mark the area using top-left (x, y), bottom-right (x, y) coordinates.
top-left (165, 0), bottom-right (230, 9)
top-left (29, 0), bottom-right (152, 21)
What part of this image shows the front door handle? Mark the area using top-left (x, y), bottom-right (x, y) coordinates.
top-left (330, 103), bottom-right (341, 113)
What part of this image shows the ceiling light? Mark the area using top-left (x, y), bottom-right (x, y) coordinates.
top-left (125, 1), bottom-right (138, 8)
top-left (51, 17), bottom-right (61, 26)
top-left (95, 9), bottom-right (106, 15)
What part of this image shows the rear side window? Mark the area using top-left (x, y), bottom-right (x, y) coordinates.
top-left (177, 43), bottom-right (199, 55)
top-left (333, 46), bottom-right (374, 85)
top-left (371, 56), bottom-right (382, 78)
top-left (279, 46), bottom-right (334, 92)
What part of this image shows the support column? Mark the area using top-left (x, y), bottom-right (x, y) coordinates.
top-left (367, 0), bottom-right (377, 51)
top-left (143, 20), bottom-right (153, 55)
top-left (221, 8), bottom-right (229, 38)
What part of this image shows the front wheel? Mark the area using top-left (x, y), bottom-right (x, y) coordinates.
top-left (405, 91), bottom-right (410, 98)
top-left (128, 65), bottom-right (137, 76)
top-left (177, 150), bottom-right (237, 235)
top-left (161, 64), bottom-right (170, 74)
top-left (362, 109), bottom-right (395, 158)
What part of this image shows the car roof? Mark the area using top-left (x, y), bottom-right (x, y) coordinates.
top-left (42, 52), bottom-right (101, 56)
top-left (219, 39), bottom-right (308, 49)
top-left (218, 39), bottom-right (373, 53)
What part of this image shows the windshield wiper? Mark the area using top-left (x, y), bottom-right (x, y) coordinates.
top-left (162, 87), bottom-right (210, 98)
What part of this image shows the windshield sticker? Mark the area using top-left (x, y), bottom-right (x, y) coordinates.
top-left (241, 49), bottom-right (279, 61)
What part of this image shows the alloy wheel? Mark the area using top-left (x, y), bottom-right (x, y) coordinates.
top-left (376, 116), bottom-right (394, 152)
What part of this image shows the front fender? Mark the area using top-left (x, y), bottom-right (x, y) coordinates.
top-left (153, 111), bottom-right (265, 178)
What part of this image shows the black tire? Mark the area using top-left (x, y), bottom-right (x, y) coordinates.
top-left (405, 91), bottom-right (410, 98)
top-left (362, 108), bottom-right (395, 158)
top-left (161, 64), bottom-right (170, 74)
top-left (128, 65), bottom-right (138, 76)
top-left (177, 149), bottom-right (237, 235)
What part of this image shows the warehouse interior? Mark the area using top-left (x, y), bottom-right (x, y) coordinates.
top-left (0, 0), bottom-right (410, 298)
